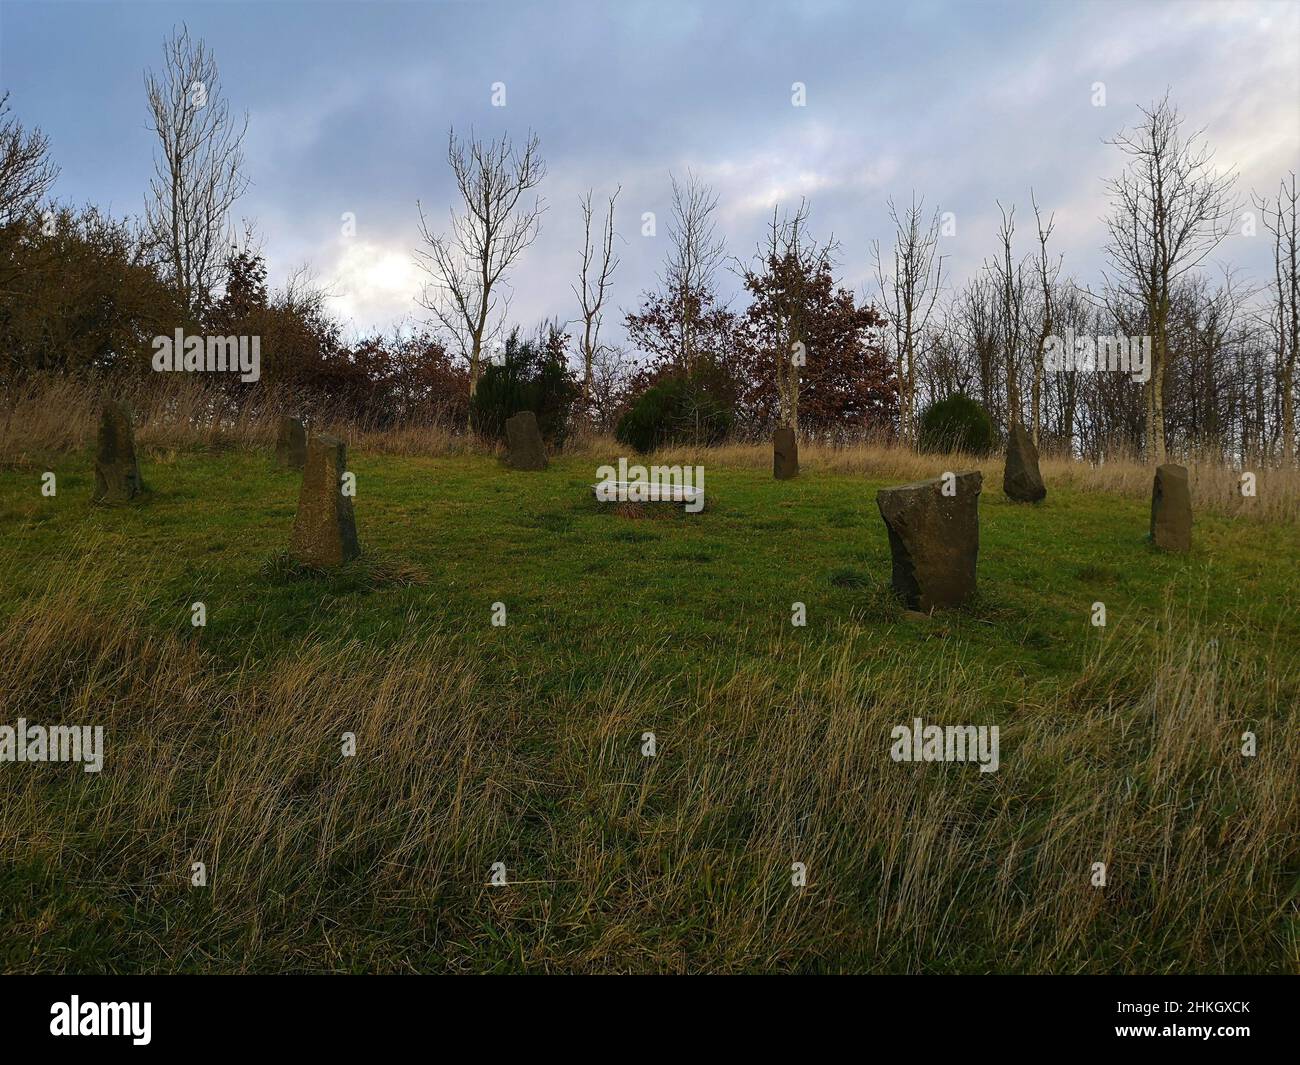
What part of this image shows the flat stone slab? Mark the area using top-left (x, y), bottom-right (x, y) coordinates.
top-left (876, 471), bottom-right (981, 611)
top-left (291, 434), bottom-right (360, 566)
top-left (591, 481), bottom-right (703, 506)
top-left (505, 411), bottom-right (548, 470)
top-left (773, 426), bottom-right (799, 480)
top-left (1150, 463), bottom-right (1191, 552)
top-left (1003, 422), bottom-right (1046, 502)
top-left (92, 401), bottom-right (144, 505)
top-left (275, 415), bottom-right (307, 469)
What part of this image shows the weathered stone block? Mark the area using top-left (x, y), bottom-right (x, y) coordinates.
top-left (92, 401), bottom-right (144, 505)
top-left (505, 411), bottom-right (548, 470)
top-left (291, 434), bottom-right (360, 566)
top-left (876, 471), bottom-right (981, 611)
top-left (773, 426), bottom-right (799, 480)
top-left (1003, 422), bottom-right (1046, 503)
top-left (275, 416), bottom-right (307, 469)
top-left (1150, 463), bottom-right (1191, 552)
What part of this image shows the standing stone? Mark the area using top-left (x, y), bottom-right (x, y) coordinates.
top-left (275, 416), bottom-right (307, 470)
top-left (1150, 463), bottom-right (1192, 552)
top-left (505, 411), bottom-right (548, 470)
top-left (291, 434), bottom-right (360, 566)
top-left (876, 471), bottom-right (981, 611)
top-left (92, 401), bottom-right (144, 504)
top-left (1003, 422), bottom-right (1046, 502)
top-left (773, 426), bottom-right (799, 480)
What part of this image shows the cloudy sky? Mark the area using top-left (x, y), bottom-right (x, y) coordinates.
top-left (2, 0), bottom-right (1297, 346)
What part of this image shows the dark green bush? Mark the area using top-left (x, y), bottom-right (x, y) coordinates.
top-left (615, 370), bottom-right (734, 453)
top-left (918, 393), bottom-right (995, 455)
top-left (470, 327), bottom-right (579, 445)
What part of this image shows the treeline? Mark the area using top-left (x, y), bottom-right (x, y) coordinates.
top-left (0, 198), bottom-right (472, 428)
top-left (1, 25), bottom-right (1296, 464)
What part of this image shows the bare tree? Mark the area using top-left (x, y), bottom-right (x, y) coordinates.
top-left (415, 127), bottom-right (546, 413)
top-left (1255, 173), bottom-right (1299, 465)
top-left (589, 343), bottom-right (634, 432)
top-left (1046, 280), bottom-right (1091, 455)
top-left (920, 302), bottom-right (977, 405)
top-left (144, 24), bottom-right (248, 318)
top-left (872, 194), bottom-right (945, 444)
top-left (1029, 190), bottom-right (1060, 446)
top-left (572, 186), bottom-right (620, 412)
top-left (1102, 93), bottom-right (1238, 464)
top-left (662, 170), bottom-right (726, 372)
top-left (0, 92), bottom-right (59, 303)
top-left (954, 276), bottom-right (1000, 420)
top-left (986, 202), bottom-right (1029, 434)
top-left (0, 92), bottom-right (57, 228)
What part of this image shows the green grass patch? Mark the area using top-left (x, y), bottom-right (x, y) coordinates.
top-left (0, 448), bottom-right (1296, 973)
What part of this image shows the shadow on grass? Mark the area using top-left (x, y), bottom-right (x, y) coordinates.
top-left (260, 550), bottom-right (428, 593)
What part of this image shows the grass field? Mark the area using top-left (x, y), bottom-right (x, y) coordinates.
top-left (1, 442), bottom-right (1297, 973)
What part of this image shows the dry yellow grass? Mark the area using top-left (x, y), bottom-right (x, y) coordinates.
top-left (0, 374), bottom-right (479, 465)
top-left (649, 439), bottom-right (1300, 524)
top-left (1, 561), bottom-right (1294, 973)
top-left (6, 374), bottom-right (1296, 522)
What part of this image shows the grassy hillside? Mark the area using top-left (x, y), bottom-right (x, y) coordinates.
top-left (0, 445), bottom-right (1297, 973)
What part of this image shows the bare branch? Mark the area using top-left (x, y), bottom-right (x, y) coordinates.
top-left (414, 127), bottom-right (546, 410)
top-left (143, 24), bottom-right (249, 317)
